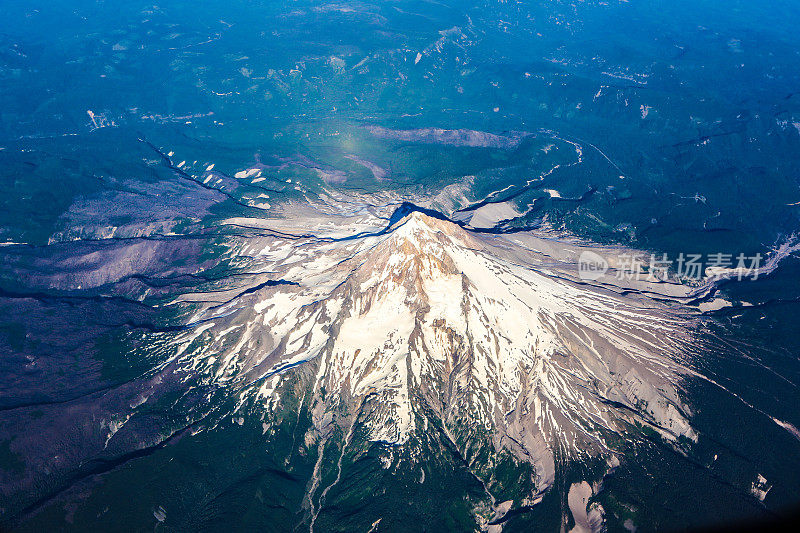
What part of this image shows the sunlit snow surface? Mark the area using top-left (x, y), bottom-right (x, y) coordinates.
top-left (175, 201), bottom-right (705, 490)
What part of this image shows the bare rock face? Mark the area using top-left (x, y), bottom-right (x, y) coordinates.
top-left (175, 210), bottom-right (698, 511)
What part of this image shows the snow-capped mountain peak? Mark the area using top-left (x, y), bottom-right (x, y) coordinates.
top-left (177, 209), bottom-right (698, 499)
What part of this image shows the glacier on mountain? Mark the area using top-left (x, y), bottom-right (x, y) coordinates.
top-left (175, 204), bottom-right (702, 506)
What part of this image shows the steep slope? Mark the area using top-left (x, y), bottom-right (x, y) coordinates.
top-left (171, 209), bottom-right (698, 524)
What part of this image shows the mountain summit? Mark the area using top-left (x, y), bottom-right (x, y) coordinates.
top-left (171, 208), bottom-right (698, 524)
